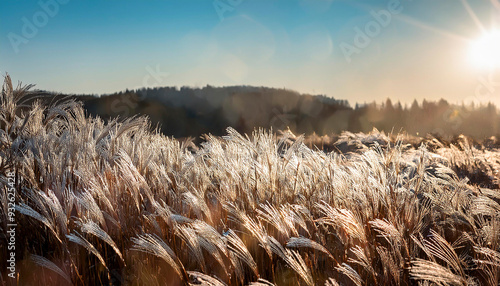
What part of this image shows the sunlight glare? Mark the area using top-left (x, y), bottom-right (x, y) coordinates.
top-left (469, 30), bottom-right (500, 69)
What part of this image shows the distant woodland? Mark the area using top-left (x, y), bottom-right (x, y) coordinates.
top-left (37, 86), bottom-right (499, 139)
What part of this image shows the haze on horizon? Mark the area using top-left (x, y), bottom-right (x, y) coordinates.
top-left (1, 0), bottom-right (500, 106)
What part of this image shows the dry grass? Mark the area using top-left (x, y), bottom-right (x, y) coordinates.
top-left (1, 75), bottom-right (500, 285)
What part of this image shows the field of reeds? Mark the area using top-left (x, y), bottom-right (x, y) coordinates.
top-left (1, 75), bottom-right (500, 286)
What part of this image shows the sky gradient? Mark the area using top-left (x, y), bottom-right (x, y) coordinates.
top-left (1, 0), bottom-right (500, 106)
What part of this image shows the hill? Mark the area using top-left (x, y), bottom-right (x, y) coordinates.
top-left (30, 85), bottom-right (499, 139)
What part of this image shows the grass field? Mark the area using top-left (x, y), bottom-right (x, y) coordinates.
top-left (1, 75), bottom-right (500, 285)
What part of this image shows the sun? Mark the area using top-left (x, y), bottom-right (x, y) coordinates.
top-left (469, 30), bottom-right (500, 69)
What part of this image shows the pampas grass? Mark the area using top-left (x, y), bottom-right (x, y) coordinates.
top-left (1, 75), bottom-right (500, 285)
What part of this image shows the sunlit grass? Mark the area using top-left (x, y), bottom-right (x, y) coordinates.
top-left (1, 75), bottom-right (500, 285)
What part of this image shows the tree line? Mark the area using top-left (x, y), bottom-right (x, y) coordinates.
top-left (37, 85), bottom-right (499, 139)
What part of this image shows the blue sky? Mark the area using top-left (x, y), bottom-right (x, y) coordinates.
top-left (1, 0), bottom-right (499, 105)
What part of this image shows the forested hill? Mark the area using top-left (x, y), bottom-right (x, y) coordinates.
top-left (34, 85), bottom-right (499, 139)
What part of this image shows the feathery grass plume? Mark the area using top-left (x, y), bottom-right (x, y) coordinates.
top-left (369, 218), bottom-right (402, 247)
top-left (286, 237), bottom-right (336, 263)
top-left (376, 246), bottom-right (401, 285)
top-left (114, 149), bottom-right (151, 211)
top-left (423, 229), bottom-right (466, 277)
top-left (15, 202), bottom-right (62, 243)
top-left (248, 278), bottom-right (277, 286)
top-left (225, 229), bottom-right (259, 277)
top-left (131, 233), bottom-right (187, 281)
top-left (229, 249), bottom-right (245, 284)
top-left (192, 225), bottom-right (228, 276)
top-left (288, 204), bottom-right (315, 237)
top-left (478, 264), bottom-right (499, 286)
top-left (30, 254), bottom-right (72, 285)
top-left (316, 202), bottom-right (366, 244)
top-left (473, 246), bottom-right (500, 267)
top-left (347, 245), bottom-right (376, 280)
top-left (38, 190), bottom-right (68, 237)
top-left (174, 224), bottom-right (207, 272)
top-left (81, 174), bottom-right (116, 216)
top-left (110, 116), bottom-right (149, 154)
top-left (257, 203), bottom-right (297, 241)
top-left (168, 213), bottom-right (194, 225)
top-left (471, 195), bottom-right (500, 217)
top-left (1, 74), bottom-right (33, 133)
top-left (192, 220), bottom-right (228, 256)
top-left (78, 219), bottom-right (124, 264)
top-left (74, 190), bottom-right (106, 226)
top-left (473, 246), bottom-right (500, 285)
top-left (182, 191), bottom-right (213, 223)
top-left (67, 231), bottom-right (108, 270)
top-left (478, 187), bottom-right (500, 202)
top-left (188, 271), bottom-right (227, 286)
top-left (24, 188), bottom-right (52, 221)
top-left (409, 259), bottom-right (467, 286)
top-left (143, 213), bottom-right (163, 235)
top-left (324, 278), bottom-right (340, 286)
top-left (225, 202), bottom-right (272, 258)
top-left (191, 220), bottom-right (231, 277)
top-left (267, 236), bottom-right (314, 286)
top-left (476, 215), bottom-right (500, 249)
top-left (411, 233), bottom-right (436, 263)
top-left (335, 263), bottom-right (363, 286)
